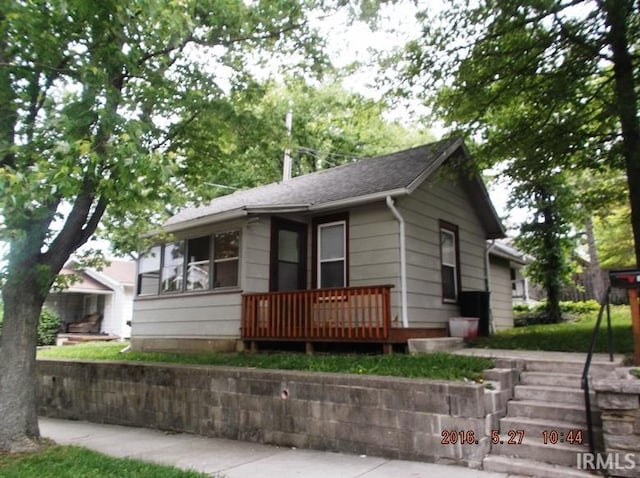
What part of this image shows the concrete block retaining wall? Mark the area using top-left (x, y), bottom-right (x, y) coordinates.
top-left (37, 359), bottom-right (512, 468)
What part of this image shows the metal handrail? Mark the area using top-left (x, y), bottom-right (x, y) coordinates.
top-left (581, 286), bottom-right (613, 456)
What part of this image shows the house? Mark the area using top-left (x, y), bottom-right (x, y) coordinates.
top-left (131, 137), bottom-right (508, 353)
top-left (46, 260), bottom-right (136, 338)
top-left (487, 240), bottom-right (530, 328)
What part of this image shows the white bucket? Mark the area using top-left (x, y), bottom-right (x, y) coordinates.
top-left (448, 317), bottom-right (480, 339)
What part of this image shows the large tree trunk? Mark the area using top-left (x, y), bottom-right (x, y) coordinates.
top-left (602, 0), bottom-right (640, 268)
top-left (585, 216), bottom-right (606, 303)
top-left (0, 268), bottom-right (49, 452)
top-left (542, 204), bottom-right (563, 322)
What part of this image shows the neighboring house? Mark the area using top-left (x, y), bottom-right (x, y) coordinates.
top-left (46, 260), bottom-right (136, 338)
top-left (488, 240), bottom-right (530, 330)
top-left (132, 137), bottom-right (508, 353)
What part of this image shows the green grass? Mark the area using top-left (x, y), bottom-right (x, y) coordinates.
top-left (38, 344), bottom-right (493, 381)
top-left (0, 444), bottom-right (211, 478)
top-left (470, 305), bottom-right (634, 354)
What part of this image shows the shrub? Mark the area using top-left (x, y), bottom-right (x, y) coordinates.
top-left (559, 300), bottom-right (600, 315)
top-left (513, 300), bottom-right (601, 327)
top-left (0, 305), bottom-right (61, 345)
top-left (38, 307), bottom-right (62, 346)
top-left (513, 303), bottom-right (531, 313)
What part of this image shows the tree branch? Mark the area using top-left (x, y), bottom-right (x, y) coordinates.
top-left (41, 186), bottom-right (95, 271)
top-left (77, 195), bottom-right (108, 246)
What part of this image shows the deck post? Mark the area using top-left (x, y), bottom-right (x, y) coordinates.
top-left (305, 342), bottom-right (314, 355)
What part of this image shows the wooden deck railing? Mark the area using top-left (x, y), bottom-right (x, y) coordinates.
top-left (241, 285), bottom-right (392, 341)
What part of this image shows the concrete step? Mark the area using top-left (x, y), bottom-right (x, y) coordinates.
top-left (524, 358), bottom-right (622, 375)
top-left (507, 400), bottom-right (601, 426)
top-left (407, 337), bottom-right (463, 353)
top-left (491, 433), bottom-right (589, 467)
top-left (519, 371), bottom-right (582, 389)
top-left (483, 455), bottom-right (596, 477)
top-left (514, 385), bottom-right (594, 404)
top-left (500, 416), bottom-right (602, 447)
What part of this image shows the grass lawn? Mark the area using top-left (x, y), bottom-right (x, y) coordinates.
top-left (38, 343), bottom-right (493, 381)
top-left (0, 444), bottom-right (210, 478)
top-left (470, 305), bottom-right (634, 354)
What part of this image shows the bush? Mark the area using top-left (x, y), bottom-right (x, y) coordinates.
top-left (38, 307), bottom-right (62, 346)
top-left (559, 300), bottom-right (600, 315)
top-left (513, 303), bottom-right (531, 313)
top-left (513, 300), bottom-right (600, 327)
top-left (0, 306), bottom-right (61, 346)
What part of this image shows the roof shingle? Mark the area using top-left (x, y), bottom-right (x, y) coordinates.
top-left (167, 138), bottom-right (460, 227)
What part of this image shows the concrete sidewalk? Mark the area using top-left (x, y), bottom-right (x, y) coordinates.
top-left (40, 417), bottom-right (509, 478)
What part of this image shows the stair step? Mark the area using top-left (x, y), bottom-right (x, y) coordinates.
top-left (507, 400), bottom-right (601, 426)
top-left (483, 455), bottom-right (596, 477)
top-left (524, 358), bottom-right (622, 374)
top-left (491, 433), bottom-right (589, 467)
top-left (514, 385), bottom-right (593, 404)
top-left (500, 416), bottom-right (601, 447)
top-left (520, 371), bottom-right (582, 389)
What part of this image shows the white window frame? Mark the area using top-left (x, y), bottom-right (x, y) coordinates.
top-left (317, 220), bottom-right (346, 288)
top-left (137, 245), bottom-right (161, 296)
top-left (140, 230), bottom-right (241, 296)
top-left (440, 226), bottom-right (458, 302)
top-left (212, 229), bottom-right (240, 289)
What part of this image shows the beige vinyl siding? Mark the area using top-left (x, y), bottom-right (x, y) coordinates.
top-left (132, 292), bottom-right (242, 338)
top-left (132, 217), bottom-right (270, 341)
top-left (489, 255), bottom-right (514, 330)
top-left (242, 217), bottom-right (271, 292)
top-left (348, 203), bottom-right (401, 320)
top-left (397, 166), bottom-right (489, 327)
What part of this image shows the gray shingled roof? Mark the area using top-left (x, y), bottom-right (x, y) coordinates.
top-left (167, 138), bottom-right (460, 226)
top-left (165, 138), bottom-right (505, 238)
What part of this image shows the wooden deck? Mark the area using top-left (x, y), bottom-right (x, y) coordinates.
top-left (241, 286), bottom-right (447, 352)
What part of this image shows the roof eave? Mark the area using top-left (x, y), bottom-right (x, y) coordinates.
top-left (308, 188), bottom-right (409, 212)
top-left (162, 204), bottom-right (312, 234)
top-left (83, 268), bottom-right (121, 291)
top-left (245, 204), bottom-right (310, 214)
top-left (489, 248), bottom-right (528, 265)
top-left (162, 207), bottom-right (250, 234)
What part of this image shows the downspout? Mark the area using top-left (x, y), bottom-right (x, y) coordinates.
top-left (485, 240), bottom-right (497, 334)
top-left (386, 196), bottom-right (409, 328)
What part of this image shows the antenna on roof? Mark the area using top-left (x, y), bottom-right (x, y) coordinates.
top-left (282, 101), bottom-right (293, 182)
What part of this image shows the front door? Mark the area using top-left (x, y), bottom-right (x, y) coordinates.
top-left (270, 218), bottom-right (307, 291)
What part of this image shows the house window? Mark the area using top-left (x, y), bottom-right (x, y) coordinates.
top-left (213, 230), bottom-right (240, 288)
top-left (277, 229), bottom-right (302, 291)
top-left (137, 245), bottom-right (161, 295)
top-left (440, 222), bottom-right (460, 302)
top-left (161, 241), bottom-right (185, 293)
top-left (138, 230), bottom-right (240, 296)
top-left (317, 220), bottom-right (346, 288)
top-left (186, 236), bottom-right (211, 291)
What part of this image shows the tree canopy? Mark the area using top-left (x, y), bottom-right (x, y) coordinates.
top-left (0, 0), bottom-right (339, 452)
top-left (399, 0), bottom-right (639, 315)
top-left (403, 0), bottom-right (640, 268)
top-left (169, 77), bottom-right (432, 200)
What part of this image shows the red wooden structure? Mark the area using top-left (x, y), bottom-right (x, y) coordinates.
top-left (242, 285), bottom-right (393, 351)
